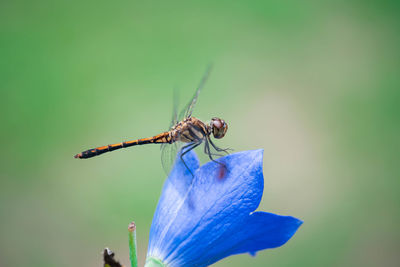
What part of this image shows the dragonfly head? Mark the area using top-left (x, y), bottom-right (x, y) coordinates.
top-left (210, 117), bottom-right (228, 139)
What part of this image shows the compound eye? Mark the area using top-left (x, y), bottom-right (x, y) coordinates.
top-left (213, 119), bottom-right (222, 129)
top-left (211, 118), bottom-right (227, 139)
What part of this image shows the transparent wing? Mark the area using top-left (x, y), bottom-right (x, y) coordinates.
top-left (170, 87), bottom-right (179, 127)
top-left (160, 65), bottom-right (213, 175)
top-left (178, 64), bottom-right (213, 121)
top-left (161, 142), bottom-right (178, 175)
top-left (160, 89), bottom-right (180, 175)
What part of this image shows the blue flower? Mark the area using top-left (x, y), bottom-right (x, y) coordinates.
top-left (146, 149), bottom-right (302, 267)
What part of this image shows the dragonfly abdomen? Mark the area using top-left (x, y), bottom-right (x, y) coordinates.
top-left (74, 132), bottom-right (171, 159)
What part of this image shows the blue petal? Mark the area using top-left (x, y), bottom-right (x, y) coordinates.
top-left (147, 149), bottom-right (302, 267)
top-left (199, 212), bottom-right (303, 266)
top-left (148, 150), bottom-right (199, 256)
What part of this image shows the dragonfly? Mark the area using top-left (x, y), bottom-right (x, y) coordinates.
top-left (74, 66), bottom-right (229, 175)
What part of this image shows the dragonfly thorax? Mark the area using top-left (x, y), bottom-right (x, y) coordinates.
top-left (171, 117), bottom-right (209, 143)
top-left (210, 117), bottom-right (228, 139)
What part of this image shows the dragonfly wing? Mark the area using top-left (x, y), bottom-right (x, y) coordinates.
top-left (161, 88), bottom-right (180, 175)
top-left (178, 64), bottom-right (213, 121)
top-left (160, 142), bottom-right (178, 175)
top-left (171, 87), bottom-right (179, 127)
top-left (161, 66), bottom-right (212, 174)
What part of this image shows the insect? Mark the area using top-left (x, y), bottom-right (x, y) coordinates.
top-left (74, 66), bottom-right (230, 174)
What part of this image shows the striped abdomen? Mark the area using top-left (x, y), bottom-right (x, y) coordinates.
top-left (74, 131), bottom-right (171, 159)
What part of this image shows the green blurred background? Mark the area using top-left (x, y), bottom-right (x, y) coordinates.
top-left (1, 0), bottom-right (399, 266)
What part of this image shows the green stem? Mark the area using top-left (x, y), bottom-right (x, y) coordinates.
top-left (128, 222), bottom-right (138, 267)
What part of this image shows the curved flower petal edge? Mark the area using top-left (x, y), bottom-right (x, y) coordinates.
top-left (146, 149), bottom-right (302, 267)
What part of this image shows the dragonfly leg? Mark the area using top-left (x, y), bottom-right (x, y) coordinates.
top-left (204, 139), bottom-right (229, 179)
top-left (204, 139), bottom-right (227, 167)
top-left (180, 142), bottom-right (201, 176)
top-left (207, 137), bottom-right (232, 154)
top-left (204, 142), bottom-right (224, 158)
top-left (204, 139), bottom-right (229, 178)
top-left (207, 137), bottom-right (233, 154)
